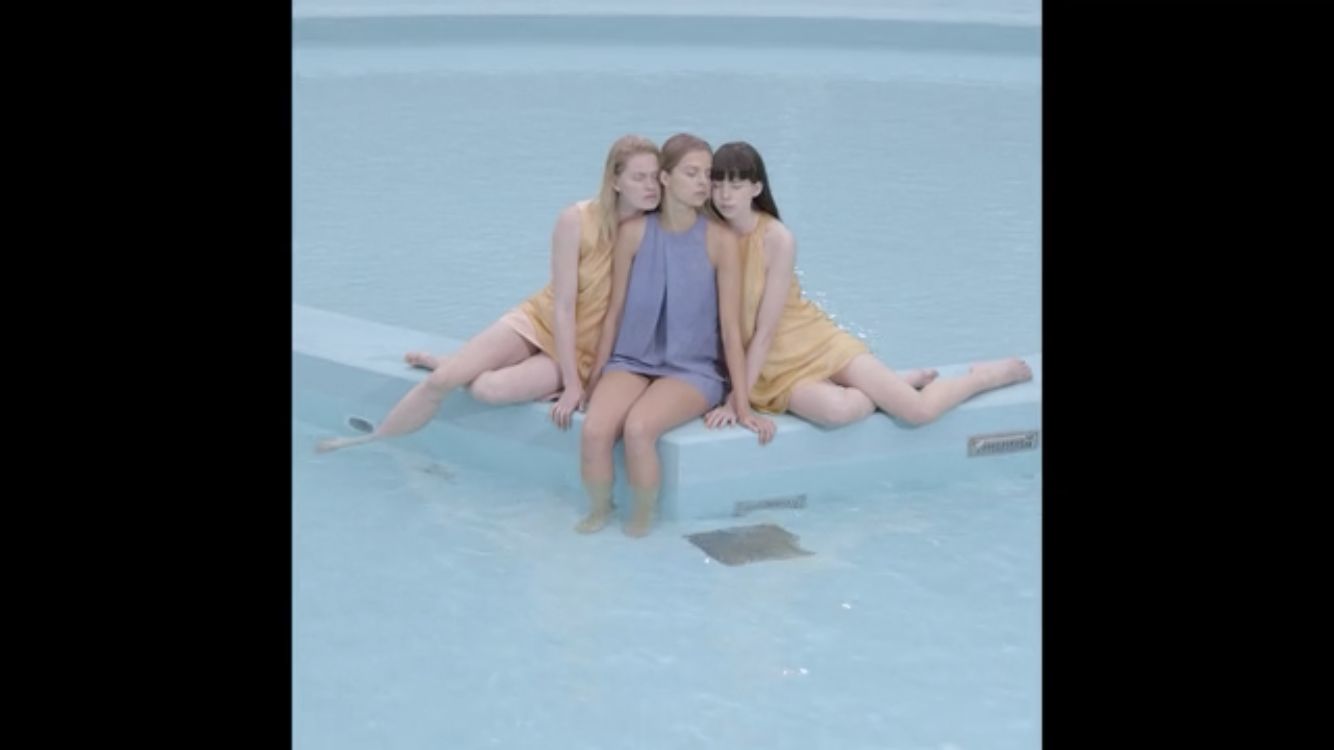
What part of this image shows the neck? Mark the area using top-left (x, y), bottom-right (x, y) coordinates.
top-left (729, 208), bottom-right (760, 234)
top-left (659, 197), bottom-right (698, 232)
top-left (614, 197), bottom-right (640, 221)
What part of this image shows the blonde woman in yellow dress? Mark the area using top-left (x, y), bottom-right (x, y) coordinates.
top-left (702, 141), bottom-right (1032, 431)
top-left (317, 135), bottom-right (661, 453)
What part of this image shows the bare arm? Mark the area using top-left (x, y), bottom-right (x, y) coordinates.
top-left (742, 224), bottom-right (796, 394)
top-left (587, 217), bottom-right (645, 391)
top-left (711, 224), bottom-right (753, 417)
top-left (712, 222), bottom-right (775, 443)
top-left (549, 204), bottom-right (585, 392)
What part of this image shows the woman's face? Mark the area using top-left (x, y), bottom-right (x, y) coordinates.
top-left (711, 177), bottom-right (763, 221)
top-left (615, 152), bottom-right (661, 211)
top-left (661, 149), bottom-right (712, 209)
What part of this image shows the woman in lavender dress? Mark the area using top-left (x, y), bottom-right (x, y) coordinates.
top-left (577, 133), bottom-right (775, 538)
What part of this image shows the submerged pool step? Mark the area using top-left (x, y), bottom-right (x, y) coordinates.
top-left (294, 304), bottom-right (1041, 519)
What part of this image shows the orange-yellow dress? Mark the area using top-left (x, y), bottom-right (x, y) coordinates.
top-left (738, 212), bottom-right (869, 413)
top-left (506, 200), bottom-right (612, 385)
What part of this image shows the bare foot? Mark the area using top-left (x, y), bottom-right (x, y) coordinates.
top-left (901, 368), bottom-right (939, 390)
top-left (575, 505), bottom-right (615, 534)
top-left (404, 351), bottom-right (441, 370)
top-left (968, 358), bottom-right (1033, 390)
top-left (314, 434), bottom-right (375, 454)
top-left (622, 496), bottom-right (657, 538)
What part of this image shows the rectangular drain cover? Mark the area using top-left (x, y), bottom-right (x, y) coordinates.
top-left (685, 524), bottom-right (813, 566)
top-left (968, 430), bottom-right (1040, 457)
top-left (734, 493), bottom-right (806, 517)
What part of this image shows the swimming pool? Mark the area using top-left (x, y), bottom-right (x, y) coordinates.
top-left (294, 4), bottom-right (1041, 748)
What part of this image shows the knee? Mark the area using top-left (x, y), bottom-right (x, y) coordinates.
top-left (894, 403), bottom-right (935, 427)
top-left (468, 371), bottom-right (509, 405)
top-left (622, 414), bottom-right (661, 448)
top-left (813, 394), bottom-right (875, 428)
top-left (841, 396), bottom-right (877, 425)
top-left (581, 416), bottom-right (619, 452)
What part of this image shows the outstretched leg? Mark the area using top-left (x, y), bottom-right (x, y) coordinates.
top-left (787, 380), bottom-right (877, 428)
top-left (786, 367), bottom-right (939, 427)
top-left (901, 367), bottom-right (939, 389)
top-left (469, 353), bottom-right (563, 405)
top-left (315, 319), bottom-right (538, 453)
top-left (830, 353), bottom-right (1031, 427)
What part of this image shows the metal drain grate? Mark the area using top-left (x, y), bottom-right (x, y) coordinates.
top-left (967, 430), bottom-right (1039, 457)
top-left (685, 524), bottom-right (813, 566)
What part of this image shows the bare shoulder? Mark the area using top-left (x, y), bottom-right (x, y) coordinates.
top-left (764, 218), bottom-right (794, 247)
top-left (617, 215), bottom-right (648, 247)
top-left (705, 218), bottom-right (739, 269)
top-left (763, 218), bottom-right (796, 262)
top-left (706, 217), bottom-right (740, 248)
top-left (558, 201), bottom-right (588, 227)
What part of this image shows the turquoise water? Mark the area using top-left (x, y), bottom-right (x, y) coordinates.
top-left (293, 413), bottom-right (1040, 749)
top-left (292, 16), bottom-right (1040, 368)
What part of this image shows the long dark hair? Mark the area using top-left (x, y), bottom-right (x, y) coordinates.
top-left (709, 141), bottom-right (781, 220)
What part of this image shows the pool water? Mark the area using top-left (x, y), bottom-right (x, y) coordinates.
top-left (293, 414), bottom-right (1041, 749)
top-left (293, 15), bottom-right (1040, 368)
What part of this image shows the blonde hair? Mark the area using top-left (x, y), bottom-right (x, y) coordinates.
top-left (659, 133), bottom-right (711, 174)
top-left (591, 135), bottom-right (661, 253)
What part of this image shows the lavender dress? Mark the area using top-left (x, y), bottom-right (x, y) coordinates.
top-left (604, 213), bottom-right (727, 406)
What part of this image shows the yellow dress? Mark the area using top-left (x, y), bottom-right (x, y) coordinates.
top-left (739, 212), bottom-right (869, 414)
top-left (515, 200), bottom-right (611, 385)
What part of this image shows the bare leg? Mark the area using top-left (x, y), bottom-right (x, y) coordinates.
top-left (315, 320), bottom-right (537, 453)
top-left (901, 368), bottom-right (939, 389)
top-left (787, 380), bottom-right (877, 428)
top-left (830, 353), bottom-right (1031, 427)
top-left (619, 378), bottom-right (710, 537)
top-left (785, 364), bottom-right (942, 429)
top-left (469, 353), bottom-right (563, 405)
top-left (577, 371), bottom-right (651, 533)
